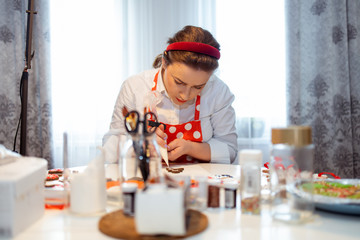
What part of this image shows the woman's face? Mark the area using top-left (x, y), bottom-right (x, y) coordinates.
top-left (162, 60), bottom-right (212, 105)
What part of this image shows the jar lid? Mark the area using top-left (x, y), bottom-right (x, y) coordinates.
top-left (207, 178), bottom-right (221, 186)
top-left (271, 126), bottom-right (312, 146)
top-left (238, 149), bottom-right (262, 166)
top-left (122, 182), bottom-right (138, 193)
top-left (223, 180), bottom-right (239, 189)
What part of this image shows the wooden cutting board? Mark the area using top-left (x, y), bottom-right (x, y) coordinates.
top-left (98, 209), bottom-right (208, 239)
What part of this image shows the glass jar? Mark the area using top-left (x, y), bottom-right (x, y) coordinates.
top-left (119, 133), bottom-right (163, 188)
top-left (270, 126), bottom-right (314, 223)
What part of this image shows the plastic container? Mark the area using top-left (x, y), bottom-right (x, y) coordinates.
top-left (239, 149), bottom-right (262, 214)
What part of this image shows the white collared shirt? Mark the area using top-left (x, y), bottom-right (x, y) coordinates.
top-left (103, 68), bottom-right (238, 164)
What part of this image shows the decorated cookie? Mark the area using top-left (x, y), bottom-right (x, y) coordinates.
top-left (46, 173), bottom-right (59, 181)
top-left (166, 167), bottom-right (184, 174)
top-left (48, 168), bottom-right (64, 175)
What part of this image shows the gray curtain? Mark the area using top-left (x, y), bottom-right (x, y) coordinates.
top-left (286, 0), bottom-right (360, 178)
top-left (0, 0), bottom-right (53, 167)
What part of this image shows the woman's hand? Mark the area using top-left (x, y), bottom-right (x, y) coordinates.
top-left (155, 124), bottom-right (168, 148)
top-left (167, 138), bottom-right (191, 161)
top-left (168, 140), bottom-right (211, 162)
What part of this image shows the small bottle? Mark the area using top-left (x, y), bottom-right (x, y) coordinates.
top-left (224, 181), bottom-right (239, 209)
top-left (239, 149), bottom-right (262, 214)
top-left (207, 179), bottom-right (221, 208)
top-left (122, 182), bottom-right (138, 216)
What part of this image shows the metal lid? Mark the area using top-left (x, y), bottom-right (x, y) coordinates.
top-left (271, 126), bottom-right (312, 146)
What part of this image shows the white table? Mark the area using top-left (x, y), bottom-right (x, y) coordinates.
top-left (7, 164), bottom-right (360, 240)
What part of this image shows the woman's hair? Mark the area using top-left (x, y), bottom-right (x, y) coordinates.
top-left (152, 25), bottom-right (220, 72)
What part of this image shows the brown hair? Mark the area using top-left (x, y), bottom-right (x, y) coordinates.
top-left (152, 25), bottom-right (220, 72)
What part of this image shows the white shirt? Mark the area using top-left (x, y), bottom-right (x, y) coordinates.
top-left (103, 68), bottom-right (238, 164)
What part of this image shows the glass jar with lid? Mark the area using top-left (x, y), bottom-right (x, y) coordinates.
top-left (270, 126), bottom-right (314, 223)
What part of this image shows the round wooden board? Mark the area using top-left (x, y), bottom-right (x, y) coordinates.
top-left (98, 209), bottom-right (208, 239)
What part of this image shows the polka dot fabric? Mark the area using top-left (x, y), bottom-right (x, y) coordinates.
top-left (166, 120), bottom-right (203, 143)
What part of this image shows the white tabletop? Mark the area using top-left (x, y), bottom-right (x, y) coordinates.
top-left (7, 164), bottom-right (360, 240)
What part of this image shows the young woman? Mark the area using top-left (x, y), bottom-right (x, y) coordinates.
top-left (103, 25), bottom-right (237, 164)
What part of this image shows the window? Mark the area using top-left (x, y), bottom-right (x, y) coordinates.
top-left (50, 0), bottom-right (286, 167)
top-left (216, 1), bottom-right (286, 162)
top-left (50, 0), bottom-right (122, 167)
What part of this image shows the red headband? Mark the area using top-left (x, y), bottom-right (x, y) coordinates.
top-left (166, 42), bottom-right (220, 60)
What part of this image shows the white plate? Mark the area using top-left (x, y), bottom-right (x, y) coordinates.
top-left (297, 179), bottom-right (360, 215)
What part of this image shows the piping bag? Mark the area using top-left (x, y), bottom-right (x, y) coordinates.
top-left (160, 143), bottom-right (169, 167)
top-left (144, 90), bottom-right (169, 167)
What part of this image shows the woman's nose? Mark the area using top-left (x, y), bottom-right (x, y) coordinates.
top-left (180, 87), bottom-right (191, 100)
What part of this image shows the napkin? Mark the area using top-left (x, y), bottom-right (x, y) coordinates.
top-left (0, 145), bottom-right (20, 166)
top-left (70, 147), bottom-right (106, 215)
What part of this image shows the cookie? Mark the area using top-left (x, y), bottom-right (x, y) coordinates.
top-left (45, 181), bottom-right (56, 187)
top-left (166, 167), bottom-right (184, 174)
top-left (46, 173), bottom-right (59, 181)
top-left (48, 168), bottom-right (64, 176)
top-left (48, 169), bottom-right (63, 178)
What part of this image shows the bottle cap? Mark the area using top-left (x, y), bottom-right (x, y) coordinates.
top-left (207, 178), bottom-right (221, 186)
top-left (238, 149), bottom-right (262, 166)
top-left (271, 125), bottom-right (312, 146)
top-left (122, 182), bottom-right (138, 193)
top-left (223, 180), bottom-right (239, 190)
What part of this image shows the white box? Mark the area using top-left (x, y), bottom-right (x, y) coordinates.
top-left (0, 156), bottom-right (47, 237)
top-left (135, 184), bottom-right (186, 236)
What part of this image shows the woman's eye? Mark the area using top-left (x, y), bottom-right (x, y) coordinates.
top-left (175, 80), bottom-right (183, 85)
top-left (194, 86), bottom-right (203, 90)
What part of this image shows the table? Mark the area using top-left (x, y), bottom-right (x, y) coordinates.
top-left (6, 164), bottom-right (360, 240)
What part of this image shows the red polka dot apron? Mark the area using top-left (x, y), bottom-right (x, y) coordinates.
top-left (152, 71), bottom-right (203, 163)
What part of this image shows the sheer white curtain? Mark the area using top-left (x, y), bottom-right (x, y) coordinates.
top-left (50, 0), bottom-right (216, 168)
top-left (50, 0), bottom-right (123, 167)
top-left (216, 0), bottom-right (286, 162)
top-left (50, 0), bottom-right (285, 167)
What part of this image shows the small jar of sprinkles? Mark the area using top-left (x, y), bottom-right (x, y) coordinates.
top-left (122, 182), bottom-right (138, 216)
top-left (224, 181), bottom-right (239, 209)
top-left (207, 179), bottom-right (221, 208)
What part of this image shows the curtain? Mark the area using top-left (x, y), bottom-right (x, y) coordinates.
top-left (0, 0), bottom-right (52, 167)
top-left (119, 0), bottom-right (217, 80)
top-left (50, 0), bottom-right (216, 168)
top-left (286, 0), bottom-right (360, 178)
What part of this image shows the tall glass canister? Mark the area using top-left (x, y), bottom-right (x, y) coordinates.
top-left (270, 126), bottom-right (314, 223)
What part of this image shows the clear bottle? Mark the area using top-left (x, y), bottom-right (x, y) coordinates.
top-left (239, 149), bottom-right (262, 214)
top-left (119, 133), bottom-right (164, 188)
top-left (270, 126), bottom-right (314, 223)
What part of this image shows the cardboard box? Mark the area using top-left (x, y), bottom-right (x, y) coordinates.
top-left (0, 156), bottom-right (47, 237)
